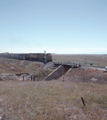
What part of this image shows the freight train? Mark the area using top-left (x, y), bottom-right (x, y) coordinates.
top-left (0, 52), bottom-right (52, 63)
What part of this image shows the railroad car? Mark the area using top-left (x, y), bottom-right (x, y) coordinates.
top-left (0, 52), bottom-right (52, 63)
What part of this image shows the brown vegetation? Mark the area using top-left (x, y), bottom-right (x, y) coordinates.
top-left (0, 56), bottom-right (107, 120)
top-left (60, 68), bottom-right (107, 84)
top-left (0, 57), bottom-right (43, 74)
top-left (0, 57), bottom-right (52, 81)
top-left (0, 81), bottom-right (107, 120)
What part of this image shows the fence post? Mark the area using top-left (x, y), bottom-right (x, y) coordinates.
top-left (83, 69), bottom-right (84, 82)
top-left (81, 97), bottom-right (86, 107)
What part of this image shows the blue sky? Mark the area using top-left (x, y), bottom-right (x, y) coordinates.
top-left (0, 0), bottom-right (107, 54)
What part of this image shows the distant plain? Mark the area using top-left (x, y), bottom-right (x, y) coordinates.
top-left (52, 54), bottom-right (107, 67)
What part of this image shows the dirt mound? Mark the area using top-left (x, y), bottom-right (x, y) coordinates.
top-left (0, 57), bottom-right (44, 73)
top-left (59, 68), bottom-right (107, 84)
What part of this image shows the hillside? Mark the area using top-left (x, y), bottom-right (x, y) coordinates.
top-left (0, 81), bottom-right (107, 120)
top-left (59, 68), bottom-right (107, 84)
top-left (0, 57), bottom-right (107, 119)
top-left (0, 57), bottom-right (52, 81)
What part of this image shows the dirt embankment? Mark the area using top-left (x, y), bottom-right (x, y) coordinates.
top-left (0, 57), bottom-right (107, 84)
top-left (0, 58), bottom-right (53, 81)
top-left (59, 68), bottom-right (107, 84)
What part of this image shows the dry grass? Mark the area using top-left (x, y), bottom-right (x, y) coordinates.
top-left (0, 56), bottom-right (107, 119)
top-left (0, 58), bottom-right (43, 74)
top-left (61, 68), bottom-right (107, 84)
top-left (0, 58), bottom-right (52, 81)
top-left (0, 81), bottom-right (107, 120)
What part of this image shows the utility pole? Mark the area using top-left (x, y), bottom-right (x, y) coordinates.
top-left (84, 58), bottom-right (86, 65)
top-left (44, 51), bottom-right (47, 64)
top-left (83, 69), bottom-right (84, 82)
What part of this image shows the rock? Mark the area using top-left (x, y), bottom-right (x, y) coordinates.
top-left (0, 73), bottom-right (19, 81)
top-left (0, 114), bottom-right (11, 120)
top-left (10, 67), bottom-right (15, 69)
top-left (90, 78), bottom-right (97, 81)
top-left (43, 62), bottom-right (54, 69)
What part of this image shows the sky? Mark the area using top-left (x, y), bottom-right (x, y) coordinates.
top-left (0, 0), bottom-right (107, 54)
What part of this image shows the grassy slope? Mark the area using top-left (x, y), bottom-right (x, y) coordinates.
top-left (60, 68), bottom-right (107, 84)
top-left (0, 57), bottom-right (42, 74)
top-left (0, 57), bottom-right (52, 80)
top-left (0, 56), bottom-right (107, 120)
top-left (0, 81), bottom-right (107, 120)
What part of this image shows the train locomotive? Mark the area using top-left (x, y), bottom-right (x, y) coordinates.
top-left (0, 52), bottom-right (52, 63)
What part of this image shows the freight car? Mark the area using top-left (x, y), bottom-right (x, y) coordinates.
top-left (0, 52), bottom-right (52, 63)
